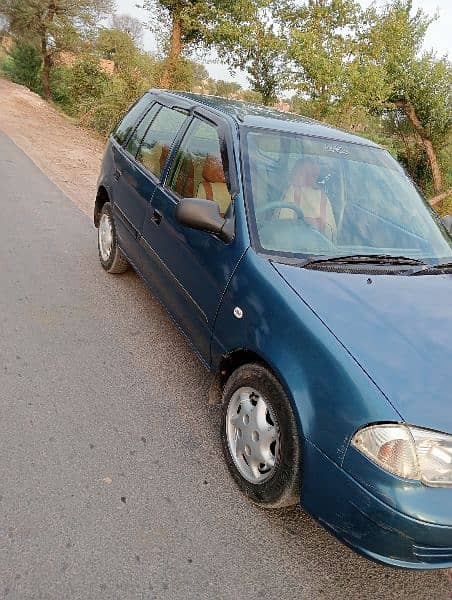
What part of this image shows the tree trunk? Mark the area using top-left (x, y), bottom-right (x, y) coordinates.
top-left (41, 43), bottom-right (52, 101)
top-left (160, 13), bottom-right (183, 89)
top-left (40, 2), bottom-right (56, 101)
top-left (395, 99), bottom-right (443, 194)
top-left (430, 188), bottom-right (452, 207)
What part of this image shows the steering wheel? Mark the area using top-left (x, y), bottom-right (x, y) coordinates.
top-left (256, 201), bottom-right (305, 220)
top-left (256, 201), bottom-right (335, 249)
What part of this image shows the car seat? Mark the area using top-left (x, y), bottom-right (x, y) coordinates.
top-left (196, 155), bottom-right (231, 216)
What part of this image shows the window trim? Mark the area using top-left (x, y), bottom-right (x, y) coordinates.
top-left (123, 102), bottom-right (160, 160)
top-left (112, 93), bottom-right (153, 146)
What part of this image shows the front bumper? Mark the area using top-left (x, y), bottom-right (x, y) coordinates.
top-left (302, 439), bottom-right (452, 569)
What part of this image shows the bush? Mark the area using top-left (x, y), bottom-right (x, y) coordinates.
top-left (78, 68), bottom-right (153, 134)
top-left (1, 42), bottom-right (42, 93)
top-left (67, 56), bottom-right (110, 106)
top-left (50, 67), bottom-right (73, 110)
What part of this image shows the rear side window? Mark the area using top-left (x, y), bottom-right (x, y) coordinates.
top-left (113, 93), bottom-right (152, 145)
top-left (125, 103), bottom-right (159, 157)
top-left (136, 107), bottom-right (187, 179)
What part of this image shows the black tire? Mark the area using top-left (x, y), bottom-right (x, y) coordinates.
top-left (220, 363), bottom-right (301, 508)
top-left (97, 202), bottom-right (129, 274)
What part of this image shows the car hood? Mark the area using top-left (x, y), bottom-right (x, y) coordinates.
top-left (273, 263), bottom-right (452, 434)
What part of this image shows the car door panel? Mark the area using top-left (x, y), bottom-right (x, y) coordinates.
top-left (110, 103), bottom-right (160, 263)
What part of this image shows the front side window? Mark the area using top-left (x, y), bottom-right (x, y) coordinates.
top-left (136, 107), bottom-right (187, 179)
top-left (113, 93), bottom-right (152, 145)
top-left (167, 118), bottom-right (232, 216)
top-left (242, 128), bottom-right (452, 262)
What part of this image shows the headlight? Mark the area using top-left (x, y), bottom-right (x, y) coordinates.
top-left (351, 424), bottom-right (452, 487)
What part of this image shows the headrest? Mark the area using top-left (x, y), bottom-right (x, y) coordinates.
top-left (290, 157), bottom-right (320, 186)
top-left (202, 155), bottom-right (226, 183)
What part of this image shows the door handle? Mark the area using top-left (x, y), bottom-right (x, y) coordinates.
top-left (113, 168), bottom-right (121, 181)
top-left (151, 208), bottom-right (162, 225)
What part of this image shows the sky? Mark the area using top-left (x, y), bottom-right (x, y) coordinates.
top-left (115, 0), bottom-right (451, 87)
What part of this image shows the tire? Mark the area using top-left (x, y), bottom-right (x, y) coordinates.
top-left (221, 363), bottom-right (301, 508)
top-left (97, 202), bottom-right (129, 274)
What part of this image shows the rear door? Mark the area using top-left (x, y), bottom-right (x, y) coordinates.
top-left (112, 103), bottom-right (187, 267)
top-left (140, 112), bottom-right (246, 363)
top-left (111, 100), bottom-right (160, 264)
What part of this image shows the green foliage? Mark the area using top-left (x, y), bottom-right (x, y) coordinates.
top-left (213, 1), bottom-right (289, 105)
top-left (96, 28), bottom-right (139, 69)
top-left (214, 80), bottom-right (242, 97)
top-left (49, 66), bottom-right (73, 107)
top-left (68, 56), bottom-right (110, 107)
top-left (1, 40), bottom-right (42, 92)
top-left (288, 0), bottom-right (361, 116)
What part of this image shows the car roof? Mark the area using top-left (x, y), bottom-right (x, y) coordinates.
top-left (150, 89), bottom-right (381, 149)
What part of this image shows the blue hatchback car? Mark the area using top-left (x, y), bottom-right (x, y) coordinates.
top-left (95, 90), bottom-right (452, 569)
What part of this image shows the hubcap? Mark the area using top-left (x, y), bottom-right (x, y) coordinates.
top-left (226, 386), bottom-right (280, 484)
top-left (99, 213), bottom-right (113, 262)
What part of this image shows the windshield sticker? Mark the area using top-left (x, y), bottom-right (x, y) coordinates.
top-left (324, 143), bottom-right (349, 155)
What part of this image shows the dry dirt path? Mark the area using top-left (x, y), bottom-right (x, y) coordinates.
top-left (0, 78), bottom-right (103, 217)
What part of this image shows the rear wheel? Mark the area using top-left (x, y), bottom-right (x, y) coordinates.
top-left (220, 363), bottom-right (301, 508)
top-left (97, 202), bottom-right (129, 274)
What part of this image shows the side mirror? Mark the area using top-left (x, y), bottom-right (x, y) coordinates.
top-left (441, 215), bottom-right (452, 235)
top-left (175, 197), bottom-right (233, 243)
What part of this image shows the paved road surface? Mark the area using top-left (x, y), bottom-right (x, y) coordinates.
top-left (0, 131), bottom-right (450, 599)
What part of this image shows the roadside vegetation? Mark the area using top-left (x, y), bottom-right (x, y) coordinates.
top-left (0, 0), bottom-right (450, 213)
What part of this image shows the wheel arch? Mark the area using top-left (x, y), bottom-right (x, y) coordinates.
top-left (217, 348), bottom-right (276, 390)
top-left (209, 348), bottom-right (293, 410)
top-left (94, 185), bottom-right (110, 227)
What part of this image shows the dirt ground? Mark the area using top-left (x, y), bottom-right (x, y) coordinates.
top-left (0, 78), bottom-right (104, 217)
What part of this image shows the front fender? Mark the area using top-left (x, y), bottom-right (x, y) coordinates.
top-left (211, 249), bottom-right (400, 465)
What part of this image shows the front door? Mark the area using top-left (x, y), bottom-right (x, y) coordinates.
top-left (140, 115), bottom-right (245, 364)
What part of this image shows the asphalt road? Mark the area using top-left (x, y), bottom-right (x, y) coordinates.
top-left (0, 130), bottom-right (450, 600)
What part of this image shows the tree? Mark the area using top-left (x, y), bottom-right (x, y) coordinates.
top-left (214, 80), bottom-right (242, 97)
top-left (111, 13), bottom-right (144, 47)
top-left (213, 1), bottom-right (289, 105)
top-left (140, 0), bottom-right (270, 91)
top-left (358, 1), bottom-right (451, 194)
top-left (0, 0), bottom-right (112, 100)
top-left (140, 0), bottom-right (214, 88)
top-left (97, 28), bottom-right (139, 69)
top-left (287, 0), bottom-right (361, 119)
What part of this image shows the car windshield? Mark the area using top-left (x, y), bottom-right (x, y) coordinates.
top-left (241, 128), bottom-right (452, 262)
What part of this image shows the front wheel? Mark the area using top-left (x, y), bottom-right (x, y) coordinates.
top-left (221, 363), bottom-right (301, 508)
top-left (97, 202), bottom-right (129, 274)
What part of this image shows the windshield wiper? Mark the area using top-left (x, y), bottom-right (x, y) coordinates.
top-left (302, 254), bottom-right (427, 268)
top-left (409, 261), bottom-right (452, 276)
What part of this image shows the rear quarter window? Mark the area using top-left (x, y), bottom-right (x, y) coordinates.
top-left (112, 93), bottom-right (153, 145)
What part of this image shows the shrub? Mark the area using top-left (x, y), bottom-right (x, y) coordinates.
top-left (50, 67), bottom-right (73, 110)
top-left (1, 41), bottom-right (42, 93)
